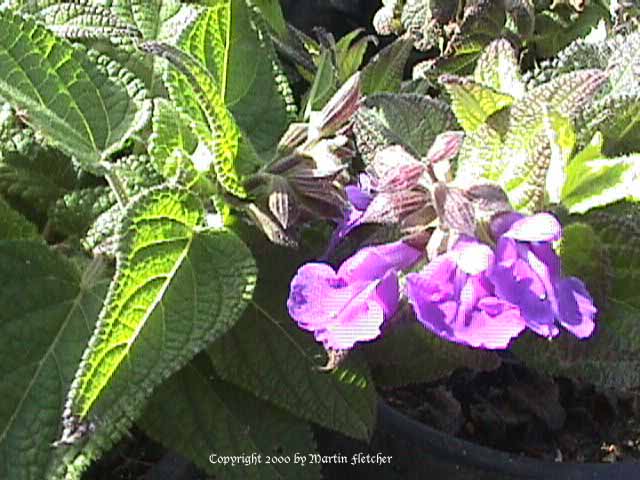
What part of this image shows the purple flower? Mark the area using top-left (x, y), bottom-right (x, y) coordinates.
top-left (288, 240), bottom-right (422, 350)
top-left (406, 237), bottom-right (526, 349)
top-left (489, 212), bottom-right (596, 339)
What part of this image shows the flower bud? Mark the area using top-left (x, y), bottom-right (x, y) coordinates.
top-left (277, 122), bottom-right (309, 156)
top-left (308, 71), bottom-right (362, 142)
top-left (426, 129), bottom-right (464, 162)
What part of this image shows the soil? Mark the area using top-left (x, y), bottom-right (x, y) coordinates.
top-left (379, 361), bottom-right (640, 464)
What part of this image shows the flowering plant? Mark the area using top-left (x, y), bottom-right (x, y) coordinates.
top-left (0, 1), bottom-right (639, 479)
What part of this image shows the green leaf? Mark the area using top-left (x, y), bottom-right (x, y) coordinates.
top-left (500, 106), bottom-right (576, 211)
top-left (365, 317), bottom-right (500, 387)
top-left (559, 222), bottom-right (610, 307)
top-left (110, 0), bottom-right (195, 42)
top-left (584, 202), bottom-right (640, 307)
top-left (61, 187), bottom-right (256, 440)
top-left (361, 36), bottom-right (413, 95)
top-left (353, 93), bottom-right (456, 164)
top-left (208, 235), bottom-right (377, 441)
top-left (335, 29), bottom-right (372, 83)
top-left (19, 1), bottom-right (141, 41)
top-left (513, 299), bottom-right (640, 390)
top-left (304, 49), bottom-right (338, 118)
top-left (179, 0), bottom-right (293, 158)
top-left (473, 39), bottom-right (525, 99)
top-left (144, 41), bottom-right (256, 197)
top-left (47, 186), bottom-right (115, 237)
top-left (0, 243), bottom-right (108, 480)
top-left (140, 358), bottom-right (322, 480)
top-left (533, 4), bottom-right (611, 59)
top-left (148, 98), bottom-right (199, 181)
top-left (454, 122), bottom-right (504, 185)
top-left (581, 94), bottom-right (640, 155)
top-left (562, 133), bottom-right (640, 213)
top-left (252, 0), bottom-right (288, 37)
top-left (0, 11), bottom-right (150, 167)
top-left (440, 75), bottom-right (514, 133)
top-left (0, 196), bottom-right (38, 240)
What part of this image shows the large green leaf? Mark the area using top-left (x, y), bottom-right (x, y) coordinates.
top-left (148, 98), bottom-right (199, 181)
top-left (60, 188), bottom-right (256, 450)
top-left (16, 1), bottom-right (141, 40)
top-left (513, 300), bottom-right (640, 390)
top-left (353, 93), bottom-right (456, 164)
top-left (585, 203), bottom-right (640, 307)
top-left (0, 196), bottom-right (38, 240)
top-left (499, 103), bottom-right (576, 212)
top-left (473, 39), bottom-right (525, 99)
top-left (562, 133), bottom-right (640, 214)
top-left (0, 11), bottom-right (150, 167)
top-left (361, 36), bottom-right (413, 95)
top-left (144, 41), bottom-right (256, 198)
top-left (208, 233), bottom-right (377, 441)
top-left (140, 358), bottom-right (321, 480)
top-left (179, 0), bottom-right (293, 158)
top-left (440, 75), bottom-right (514, 133)
top-left (0, 242), bottom-right (108, 480)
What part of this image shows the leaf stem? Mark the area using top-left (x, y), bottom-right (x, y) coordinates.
top-left (102, 163), bottom-right (129, 208)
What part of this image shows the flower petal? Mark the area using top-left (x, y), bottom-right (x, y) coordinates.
top-left (557, 277), bottom-right (597, 339)
top-left (287, 263), bottom-right (361, 330)
top-left (346, 184), bottom-right (372, 211)
top-left (503, 213), bottom-right (562, 242)
top-left (454, 237), bottom-right (494, 275)
top-left (491, 212), bottom-right (524, 238)
top-left (338, 240), bottom-right (422, 282)
top-left (453, 298), bottom-right (525, 349)
top-left (491, 263), bottom-right (558, 338)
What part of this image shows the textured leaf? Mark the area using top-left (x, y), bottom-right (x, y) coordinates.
top-left (0, 243), bottom-right (108, 480)
top-left (20, 1), bottom-right (141, 40)
top-left (140, 359), bottom-right (321, 480)
top-left (0, 11), bottom-right (150, 167)
top-left (143, 41), bottom-right (256, 197)
top-left (0, 197), bottom-right (38, 240)
top-left (581, 94), bottom-right (640, 155)
top-left (353, 93), bottom-right (456, 164)
top-left (208, 234), bottom-right (377, 440)
top-left (500, 105), bottom-right (576, 211)
top-left (0, 106), bottom-right (76, 212)
top-left (473, 39), bottom-right (525, 99)
top-left (440, 75), bottom-right (514, 132)
top-left (48, 186), bottom-right (115, 237)
top-left (61, 188), bottom-right (256, 446)
top-left (533, 3), bottom-right (610, 59)
top-left (513, 300), bottom-right (640, 390)
top-left (454, 122), bottom-right (503, 185)
top-left (585, 202), bottom-right (640, 307)
top-left (110, 0), bottom-right (195, 42)
top-left (563, 133), bottom-right (640, 214)
top-left (179, 0), bottom-right (293, 157)
top-left (526, 69), bottom-right (608, 119)
top-left (148, 98), bottom-right (199, 182)
top-left (559, 222), bottom-right (610, 307)
top-left (361, 36), bottom-right (413, 95)
top-left (400, 0), bottom-right (453, 51)
top-left (365, 316), bottom-right (500, 387)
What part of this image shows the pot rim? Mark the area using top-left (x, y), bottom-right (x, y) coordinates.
top-left (377, 398), bottom-right (640, 480)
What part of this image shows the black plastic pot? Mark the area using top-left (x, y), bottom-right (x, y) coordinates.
top-left (344, 399), bottom-right (640, 480)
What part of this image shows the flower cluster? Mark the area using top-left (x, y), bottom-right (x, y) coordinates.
top-left (287, 211), bottom-right (597, 351)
